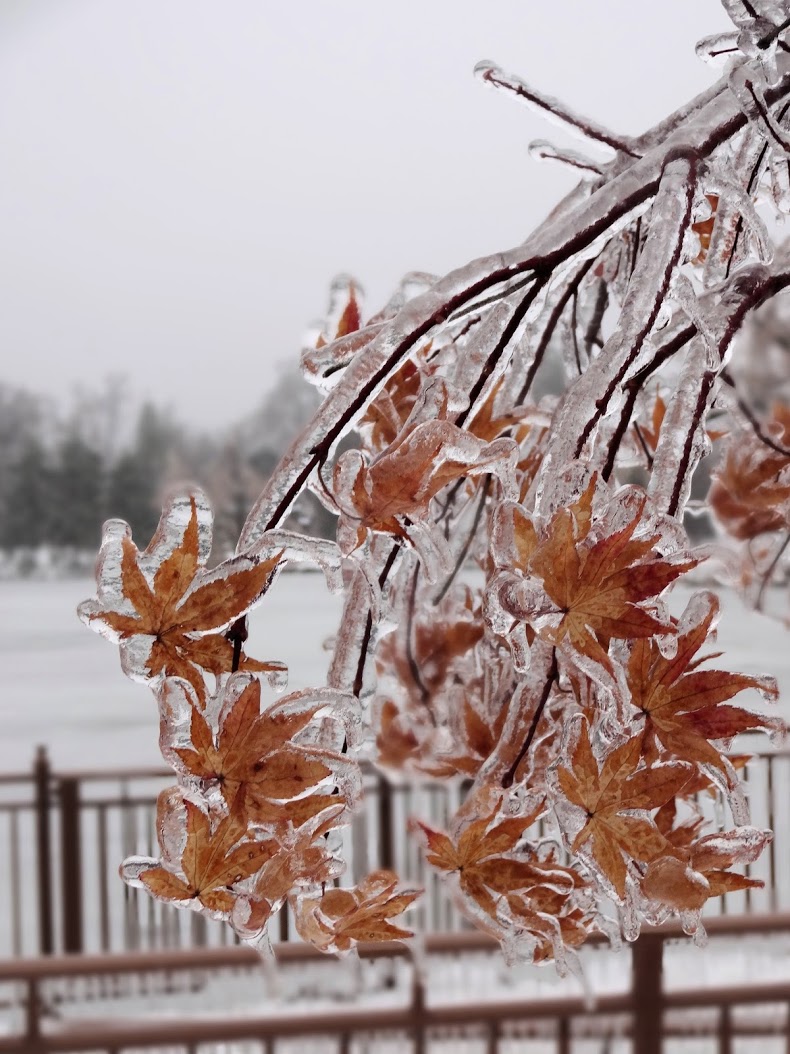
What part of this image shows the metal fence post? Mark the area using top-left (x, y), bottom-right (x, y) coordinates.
top-left (33, 746), bottom-right (54, 955)
top-left (378, 775), bottom-right (394, 871)
top-left (631, 932), bottom-right (663, 1054)
top-left (60, 776), bottom-right (83, 953)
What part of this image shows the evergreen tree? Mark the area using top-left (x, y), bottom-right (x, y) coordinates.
top-left (52, 432), bottom-right (104, 548)
top-left (0, 437), bottom-right (52, 547)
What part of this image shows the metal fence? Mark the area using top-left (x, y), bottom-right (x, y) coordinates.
top-left (2, 914), bottom-right (790, 1053)
top-left (0, 743), bottom-right (788, 957)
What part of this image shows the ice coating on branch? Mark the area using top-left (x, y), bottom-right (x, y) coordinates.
top-left (648, 338), bottom-right (715, 515)
top-left (730, 65), bottom-right (790, 153)
top-left (239, 57), bottom-right (773, 551)
top-left (474, 61), bottom-right (637, 156)
top-left (695, 31), bottom-right (741, 66)
top-left (528, 139), bottom-right (604, 177)
top-left (535, 153), bottom-right (699, 500)
top-left (301, 322), bottom-right (385, 390)
top-left (247, 529), bottom-right (343, 593)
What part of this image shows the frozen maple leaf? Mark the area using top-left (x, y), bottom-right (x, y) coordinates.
top-left (709, 428), bottom-right (790, 540)
top-left (160, 674), bottom-right (360, 823)
top-left (332, 412), bottom-right (517, 562)
top-left (448, 695), bottom-right (510, 778)
top-left (360, 357), bottom-right (426, 453)
top-left (121, 789), bottom-right (271, 918)
top-left (313, 276), bottom-right (363, 349)
top-left (642, 825), bottom-right (771, 912)
top-left (627, 591), bottom-right (780, 777)
top-left (232, 807), bottom-right (346, 939)
top-left (554, 721), bottom-right (692, 899)
top-left (505, 879), bottom-right (592, 966)
top-left (374, 584), bottom-right (483, 710)
top-left (690, 193), bottom-right (718, 265)
top-left (469, 378), bottom-right (533, 446)
top-left (636, 392), bottom-right (667, 454)
top-left (412, 796), bottom-right (579, 921)
top-left (79, 490), bottom-right (285, 701)
top-left (488, 478), bottom-right (697, 682)
top-left (371, 583), bottom-right (487, 775)
top-left (294, 870), bottom-right (421, 954)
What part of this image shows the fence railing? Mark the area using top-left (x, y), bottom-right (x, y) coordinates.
top-left (2, 913), bottom-right (790, 1053)
top-left (1, 742), bottom-right (787, 957)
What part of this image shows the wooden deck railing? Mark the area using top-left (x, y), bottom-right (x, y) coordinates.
top-left (0, 742), bottom-right (786, 957)
top-left (1, 914), bottom-right (790, 1053)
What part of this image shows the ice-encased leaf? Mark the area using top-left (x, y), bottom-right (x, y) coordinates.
top-left (78, 490), bottom-right (285, 701)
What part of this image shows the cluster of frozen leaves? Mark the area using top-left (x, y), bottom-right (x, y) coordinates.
top-left (82, 0), bottom-right (790, 971)
top-left (79, 493), bottom-right (420, 957)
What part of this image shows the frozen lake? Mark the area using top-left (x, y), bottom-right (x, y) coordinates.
top-left (0, 574), bottom-right (789, 774)
top-left (0, 572), bottom-right (343, 773)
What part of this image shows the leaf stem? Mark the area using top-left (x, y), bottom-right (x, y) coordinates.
top-left (755, 530), bottom-right (790, 611)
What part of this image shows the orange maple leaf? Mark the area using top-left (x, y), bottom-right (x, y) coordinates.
top-left (232, 808), bottom-right (345, 938)
top-left (162, 675), bottom-right (356, 822)
top-left (313, 277), bottom-right (362, 349)
top-left (555, 722), bottom-right (691, 898)
top-left (333, 419), bottom-right (516, 554)
top-left (709, 429), bottom-right (790, 540)
top-left (294, 870), bottom-right (421, 954)
top-left (124, 790), bottom-right (272, 917)
top-left (642, 824), bottom-right (770, 911)
top-left (690, 193), bottom-right (719, 265)
top-left (627, 591), bottom-right (779, 776)
top-left (79, 491), bottom-right (284, 700)
top-left (413, 796), bottom-right (582, 921)
top-left (490, 479), bottom-right (697, 679)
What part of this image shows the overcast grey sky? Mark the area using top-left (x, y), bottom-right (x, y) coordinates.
top-left (0, 1), bottom-right (731, 429)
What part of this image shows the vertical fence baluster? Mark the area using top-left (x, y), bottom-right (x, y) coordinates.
top-left (378, 775), bottom-right (394, 871)
top-left (768, 754), bottom-right (777, 911)
top-left (97, 804), bottom-right (109, 952)
top-left (10, 809), bottom-right (21, 956)
top-left (33, 746), bottom-right (54, 955)
top-left (557, 1016), bottom-right (570, 1054)
top-left (486, 1019), bottom-right (499, 1054)
top-left (719, 1005), bottom-right (732, 1054)
top-left (631, 933), bottom-right (662, 1054)
top-left (59, 776), bottom-right (83, 954)
top-left (412, 971), bottom-right (425, 1054)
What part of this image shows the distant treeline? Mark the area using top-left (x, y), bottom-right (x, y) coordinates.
top-left (0, 371), bottom-right (333, 562)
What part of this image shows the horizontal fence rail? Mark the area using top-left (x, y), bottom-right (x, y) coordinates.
top-left (0, 742), bottom-right (787, 957)
top-left (2, 915), bottom-right (790, 1053)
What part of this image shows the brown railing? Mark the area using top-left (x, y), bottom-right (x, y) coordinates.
top-left (1, 914), bottom-right (790, 1053)
top-left (0, 743), bottom-right (787, 957)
